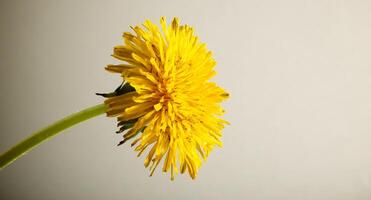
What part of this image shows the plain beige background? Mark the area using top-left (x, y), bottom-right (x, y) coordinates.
top-left (1, 0), bottom-right (371, 199)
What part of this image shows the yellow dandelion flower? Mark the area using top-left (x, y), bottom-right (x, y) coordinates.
top-left (103, 17), bottom-right (229, 180)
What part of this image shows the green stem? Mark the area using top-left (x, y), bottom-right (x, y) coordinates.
top-left (0, 103), bottom-right (107, 170)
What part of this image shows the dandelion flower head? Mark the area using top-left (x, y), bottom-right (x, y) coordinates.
top-left (102, 17), bottom-right (229, 180)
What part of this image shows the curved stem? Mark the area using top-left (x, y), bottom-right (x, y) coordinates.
top-left (0, 103), bottom-right (107, 169)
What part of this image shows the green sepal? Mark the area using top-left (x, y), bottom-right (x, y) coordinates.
top-left (117, 126), bottom-right (146, 146)
top-left (96, 82), bottom-right (135, 98)
top-left (116, 119), bottom-right (138, 134)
